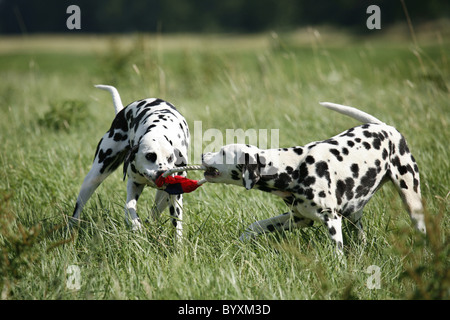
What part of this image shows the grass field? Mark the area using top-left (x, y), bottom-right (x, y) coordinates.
top-left (0, 25), bottom-right (449, 300)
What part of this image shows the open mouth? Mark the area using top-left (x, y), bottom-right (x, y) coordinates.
top-left (143, 172), bottom-right (158, 185)
top-left (204, 166), bottom-right (220, 178)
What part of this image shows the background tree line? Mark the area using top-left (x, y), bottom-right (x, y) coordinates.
top-left (0, 0), bottom-right (448, 34)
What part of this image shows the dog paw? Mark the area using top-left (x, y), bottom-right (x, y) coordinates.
top-left (239, 231), bottom-right (256, 241)
top-left (130, 218), bottom-right (143, 232)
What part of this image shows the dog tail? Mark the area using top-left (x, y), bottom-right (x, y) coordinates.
top-left (95, 85), bottom-right (124, 114)
top-left (319, 102), bottom-right (384, 125)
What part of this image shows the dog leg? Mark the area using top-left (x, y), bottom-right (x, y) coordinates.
top-left (71, 152), bottom-right (126, 226)
top-left (125, 180), bottom-right (145, 231)
top-left (389, 153), bottom-right (426, 234)
top-left (71, 125), bottom-right (129, 226)
top-left (397, 187), bottom-right (426, 234)
top-left (323, 210), bottom-right (345, 257)
top-left (149, 189), bottom-right (170, 222)
top-left (354, 219), bottom-right (367, 245)
top-left (169, 195), bottom-right (183, 242)
top-left (350, 209), bottom-right (366, 244)
top-left (71, 167), bottom-right (108, 225)
top-left (239, 212), bottom-right (313, 240)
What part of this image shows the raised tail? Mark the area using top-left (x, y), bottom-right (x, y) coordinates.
top-left (95, 84), bottom-right (124, 114)
top-left (319, 102), bottom-right (384, 125)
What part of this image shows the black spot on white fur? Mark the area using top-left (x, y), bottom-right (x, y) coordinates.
top-left (73, 89), bottom-right (190, 238)
top-left (210, 112), bottom-right (426, 256)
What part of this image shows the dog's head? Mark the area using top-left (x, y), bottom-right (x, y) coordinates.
top-left (202, 144), bottom-right (264, 190)
top-left (124, 136), bottom-right (186, 186)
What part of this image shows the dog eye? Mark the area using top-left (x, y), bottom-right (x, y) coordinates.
top-left (145, 152), bottom-right (157, 162)
top-left (167, 155), bottom-right (174, 163)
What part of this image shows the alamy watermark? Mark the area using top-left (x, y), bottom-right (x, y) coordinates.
top-left (66, 264), bottom-right (81, 290)
top-left (366, 265), bottom-right (381, 290)
top-left (66, 5), bottom-right (381, 31)
top-left (66, 5), bottom-right (81, 30)
top-left (366, 5), bottom-right (381, 30)
top-left (192, 121), bottom-right (279, 164)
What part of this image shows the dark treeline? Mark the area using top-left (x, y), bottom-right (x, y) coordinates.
top-left (0, 0), bottom-right (448, 34)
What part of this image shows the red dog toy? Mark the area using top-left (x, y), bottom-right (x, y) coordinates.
top-left (155, 175), bottom-right (203, 195)
top-left (155, 165), bottom-right (207, 195)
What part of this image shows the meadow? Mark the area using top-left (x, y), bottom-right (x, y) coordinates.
top-left (0, 25), bottom-right (449, 300)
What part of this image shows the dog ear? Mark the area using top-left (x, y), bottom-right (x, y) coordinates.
top-left (242, 153), bottom-right (261, 190)
top-left (123, 145), bottom-right (139, 181)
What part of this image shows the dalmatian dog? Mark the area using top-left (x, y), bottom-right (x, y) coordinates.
top-left (202, 102), bottom-right (426, 255)
top-left (71, 85), bottom-right (190, 237)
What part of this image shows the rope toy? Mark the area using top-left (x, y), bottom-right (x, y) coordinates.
top-left (155, 165), bottom-right (207, 195)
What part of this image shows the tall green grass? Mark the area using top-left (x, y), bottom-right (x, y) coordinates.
top-left (0, 29), bottom-right (448, 300)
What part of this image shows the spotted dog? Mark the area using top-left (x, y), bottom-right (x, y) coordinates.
top-left (72, 85), bottom-right (190, 236)
top-left (202, 102), bottom-right (426, 255)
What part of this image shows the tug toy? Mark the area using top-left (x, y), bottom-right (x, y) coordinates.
top-left (155, 165), bottom-right (207, 195)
